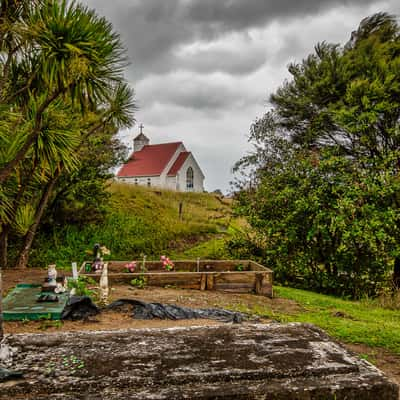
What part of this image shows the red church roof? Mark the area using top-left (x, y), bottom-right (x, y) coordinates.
top-left (167, 152), bottom-right (190, 176)
top-left (117, 142), bottom-right (182, 177)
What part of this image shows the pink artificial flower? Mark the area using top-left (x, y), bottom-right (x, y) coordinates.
top-left (125, 261), bottom-right (137, 273)
top-left (161, 255), bottom-right (174, 271)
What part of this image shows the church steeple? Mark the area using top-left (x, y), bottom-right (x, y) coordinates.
top-left (133, 124), bottom-right (149, 152)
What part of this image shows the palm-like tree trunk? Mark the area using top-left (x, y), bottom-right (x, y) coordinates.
top-left (0, 263), bottom-right (3, 341)
top-left (14, 171), bottom-right (60, 269)
top-left (0, 227), bottom-right (8, 340)
top-left (0, 226), bottom-right (9, 270)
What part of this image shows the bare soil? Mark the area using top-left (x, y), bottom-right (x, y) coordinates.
top-left (2, 267), bottom-right (399, 386)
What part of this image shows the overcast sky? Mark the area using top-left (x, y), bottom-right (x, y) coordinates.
top-left (83, 0), bottom-right (399, 193)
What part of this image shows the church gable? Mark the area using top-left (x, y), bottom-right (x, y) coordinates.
top-left (167, 152), bottom-right (191, 176)
top-left (175, 152), bottom-right (205, 192)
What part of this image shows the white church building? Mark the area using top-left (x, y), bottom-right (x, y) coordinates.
top-left (116, 127), bottom-right (205, 192)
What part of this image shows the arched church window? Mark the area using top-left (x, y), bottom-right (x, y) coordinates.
top-left (186, 167), bottom-right (194, 189)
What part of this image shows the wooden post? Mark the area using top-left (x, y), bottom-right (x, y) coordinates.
top-left (179, 202), bottom-right (183, 220)
top-left (200, 274), bottom-right (207, 290)
top-left (206, 274), bottom-right (214, 290)
top-left (255, 272), bottom-right (273, 297)
top-left (99, 263), bottom-right (109, 305)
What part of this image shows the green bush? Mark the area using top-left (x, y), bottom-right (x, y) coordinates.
top-left (233, 150), bottom-right (400, 298)
top-left (68, 276), bottom-right (97, 298)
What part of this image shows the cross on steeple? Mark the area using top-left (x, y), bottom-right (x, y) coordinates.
top-left (139, 123), bottom-right (144, 134)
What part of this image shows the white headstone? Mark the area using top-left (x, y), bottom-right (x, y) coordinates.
top-left (71, 262), bottom-right (78, 280)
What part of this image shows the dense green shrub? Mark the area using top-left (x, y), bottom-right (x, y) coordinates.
top-left (233, 145), bottom-right (400, 298)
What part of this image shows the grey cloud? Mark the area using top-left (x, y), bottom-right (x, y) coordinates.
top-left (137, 74), bottom-right (260, 114)
top-left (177, 47), bottom-right (268, 75)
top-left (186, 0), bottom-right (372, 27)
top-left (85, 0), bottom-right (380, 80)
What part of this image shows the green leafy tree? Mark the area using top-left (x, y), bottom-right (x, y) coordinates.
top-left (233, 13), bottom-right (400, 297)
top-left (0, 0), bottom-right (127, 184)
top-left (269, 13), bottom-right (400, 157)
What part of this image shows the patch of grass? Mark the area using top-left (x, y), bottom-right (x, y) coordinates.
top-left (37, 314), bottom-right (63, 331)
top-left (223, 285), bottom-right (400, 354)
top-left (358, 352), bottom-right (378, 365)
top-left (39, 319), bottom-right (63, 331)
top-left (171, 236), bottom-right (230, 259)
top-left (29, 184), bottom-right (232, 267)
top-left (130, 276), bottom-right (147, 289)
top-left (272, 286), bottom-right (400, 354)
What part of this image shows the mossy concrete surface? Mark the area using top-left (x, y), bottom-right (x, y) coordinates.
top-left (2, 284), bottom-right (69, 321)
top-left (0, 323), bottom-right (398, 399)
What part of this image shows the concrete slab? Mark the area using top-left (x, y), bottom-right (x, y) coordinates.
top-left (0, 323), bottom-right (398, 399)
top-left (2, 284), bottom-right (69, 321)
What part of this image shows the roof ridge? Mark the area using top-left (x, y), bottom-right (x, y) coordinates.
top-left (146, 141), bottom-right (183, 146)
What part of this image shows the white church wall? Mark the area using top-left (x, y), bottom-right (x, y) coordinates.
top-left (117, 175), bottom-right (162, 188)
top-left (159, 143), bottom-right (186, 183)
top-left (165, 176), bottom-right (178, 190)
top-left (176, 154), bottom-right (204, 192)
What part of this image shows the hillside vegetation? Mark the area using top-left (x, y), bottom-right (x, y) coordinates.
top-left (27, 183), bottom-right (232, 267)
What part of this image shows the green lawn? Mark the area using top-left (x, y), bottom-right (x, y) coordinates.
top-left (170, 233), bottom-right (400, 355)
top-left (273, 286), bottom-right (400, 354)
top-left (170, 236), bottom-right (229, 259)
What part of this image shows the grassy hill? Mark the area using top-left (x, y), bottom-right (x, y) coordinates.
top-left (29, 183), bottom-right (233, 267)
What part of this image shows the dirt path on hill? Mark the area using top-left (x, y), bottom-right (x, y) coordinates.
top-left (1, 267), bottom-right (399, 386)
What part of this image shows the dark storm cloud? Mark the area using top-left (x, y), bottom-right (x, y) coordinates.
top-left (137, 74), bottom-right (258, 113)
top-left (86, 0), bottom-right (379, 80)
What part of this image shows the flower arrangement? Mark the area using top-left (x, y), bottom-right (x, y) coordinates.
top-left (100, 246), bottom-right (111, 257)
top-left (89, 244), bottom-right (111, 273)
top-left (161, 255), bottom-right (174, 271)
top-left (125, 261), bottom-right (137, 273)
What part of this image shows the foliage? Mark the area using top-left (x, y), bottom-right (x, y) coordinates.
top-left (235, 264), bottom-right (245, 271)
top-left (233, 13), bottom-right (400, 298)
top-left (67, 276), bottom-right (97, 298)
top-left (236, 141), bottom-right (400, 297)
top-left (41, 124), bottom-right (128, 228)
top-left (225, 226), bottom-right (265, 262)
top-left (269, 13), bottom-right (400, 158)
top-left (14, 184), bottom-right (230, 267)
top-left (39, 319), bottom-right (63, 331)
top-left (130, 276), bottom-right (146, 289)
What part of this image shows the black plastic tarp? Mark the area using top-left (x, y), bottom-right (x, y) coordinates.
top-left (0, 367), bottom-right (23, 382)
top-left (61, 296), bottom-right (100, 320)
top-left (107, 299), bottom-right (246, 323)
